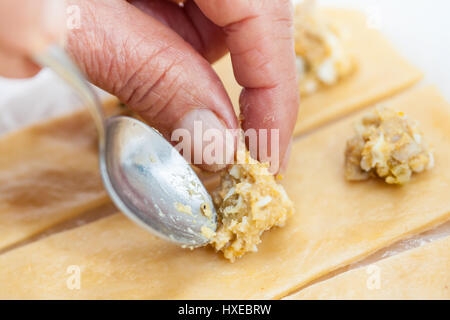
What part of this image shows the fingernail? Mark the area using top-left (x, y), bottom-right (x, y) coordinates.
top-left (172, 109), bottom-right (235, 172)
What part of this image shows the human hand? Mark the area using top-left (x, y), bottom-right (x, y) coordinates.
top-left (0, 0), bottom-right (65, 77)
top-left (0, 0), bottom-right (299, 173)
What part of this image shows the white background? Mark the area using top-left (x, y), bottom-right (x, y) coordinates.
top-left (0, 0), bottom-right (449, 134)
top-left (318, 0), bottom-right (450, 98)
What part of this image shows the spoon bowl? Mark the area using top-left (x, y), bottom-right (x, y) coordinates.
top-left (101, 116), bottom-right (216, 246)
top-left (35, 45), bottom-right (217, 247)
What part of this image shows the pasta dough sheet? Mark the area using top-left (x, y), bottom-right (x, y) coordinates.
top-left (287, 236), bottom-right (450, 300)
top-left (0, 99), bottom-right (120, 251)
top-left (212, 9), bottom-right (422, 136)
top-left (0, 86), bottom-right (448, 299)
top-left (294, 9), bottom-right (422, 135)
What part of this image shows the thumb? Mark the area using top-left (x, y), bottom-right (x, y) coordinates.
top-left (66, 0), bottom-right (238, 171)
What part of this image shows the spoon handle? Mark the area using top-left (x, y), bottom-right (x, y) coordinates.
top-left (33, 44), bottom-right (106, 145)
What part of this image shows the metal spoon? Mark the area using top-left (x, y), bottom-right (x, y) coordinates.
top-left (34, 45), bottom-right (217, 247)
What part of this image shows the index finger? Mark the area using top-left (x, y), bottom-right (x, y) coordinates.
top-left (194, 0), bottom-right (299, 171)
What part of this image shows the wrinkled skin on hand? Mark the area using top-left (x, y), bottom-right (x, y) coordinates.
top-left (0, 0), bottom-right (299, 172)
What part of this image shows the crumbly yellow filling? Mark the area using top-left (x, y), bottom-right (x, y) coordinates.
top-left (345, 107), bottom-right (434, 184)
top-left (174, 202), bottom-right (193, 216)
top-left (294, 0), bottom-right (355, 95)
top-left (207, 149), bottom-right (294, 262)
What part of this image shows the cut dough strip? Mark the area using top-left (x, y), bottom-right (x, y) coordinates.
top-left (213, 9), bottom-right (422, 136)
top-left (0, 86), bottom-right (448, 299)
top-left (0, 99), bottom-right (121, 250)
top-left (294, 9), bottom-right (422, 135)
top-left (286, 236), bottom-right (450, 299)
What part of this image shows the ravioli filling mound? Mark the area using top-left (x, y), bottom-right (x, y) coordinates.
top-left (294, 0), bottom-right (355, 95)
top-left (345, 107), bottom-right (434, 184)
top-left (207, 149), bottom-right (294, 262)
